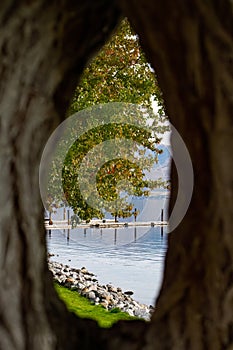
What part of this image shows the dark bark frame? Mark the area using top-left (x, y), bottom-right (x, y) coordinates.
top-left (0, 1), bottom-right (232, 349)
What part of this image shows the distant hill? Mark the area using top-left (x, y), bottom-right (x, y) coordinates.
top-left (143, 144), bottom-right (171, 181)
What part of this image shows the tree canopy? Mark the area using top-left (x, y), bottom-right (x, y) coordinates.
top-left (45, 19), bottom-right (169, 221)
top-left (68, 19), bottom-right (164, 115)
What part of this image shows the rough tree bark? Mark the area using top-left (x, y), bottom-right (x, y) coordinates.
top-left (120, 1), bottom-right (233, 349)
top-left (0, 1), bottom-right (122, 349)
top-left (0, 0), bottom-right (232, 350)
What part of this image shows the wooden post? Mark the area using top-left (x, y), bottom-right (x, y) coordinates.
top-left (161, 209), bottom-right (164, 237)
top-left (161, 209), bottom-right (164, 223)
top-left (49, 211), bottom-right (53, 225)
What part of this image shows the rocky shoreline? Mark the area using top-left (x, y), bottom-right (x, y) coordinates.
top-left (48, 259), bottom-right (154, 321)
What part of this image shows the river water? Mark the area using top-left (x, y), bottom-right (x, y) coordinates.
top-left (46, 224), bottom-right (168, 306)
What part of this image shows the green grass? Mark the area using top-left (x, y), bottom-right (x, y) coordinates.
top-left (55, 283), bottom-right (139, 328)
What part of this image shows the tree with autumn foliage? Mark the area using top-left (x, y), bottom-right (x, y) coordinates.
top-left (61, 120), bottom-right (167, 221)
top-left (68, 19), bottom-right (164, 115)
top-left (46, 19), bottom-right (169, 222)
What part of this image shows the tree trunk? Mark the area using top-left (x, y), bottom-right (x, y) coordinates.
top-left (120, 1), bottom-right (233, 349)
top-left (0, 0), bottom-right (232, 349)
top-left (0, 1), bottom-right (121, 349)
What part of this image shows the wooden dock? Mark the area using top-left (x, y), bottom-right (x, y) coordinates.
top-left (45, 220), bottom-right (168, 230)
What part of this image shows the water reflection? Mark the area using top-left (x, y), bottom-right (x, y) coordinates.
top-left (114, 228), bottom-right (117, 245)
top-left (47, 225), bottom-right (166, 247)
top-left (161, 225), bottom-right (164, 237)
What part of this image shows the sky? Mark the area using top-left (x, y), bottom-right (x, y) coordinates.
top-left (151, 99), bottom-right (171, 146)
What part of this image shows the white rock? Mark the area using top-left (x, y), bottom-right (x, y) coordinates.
top-left (88, 291), bottom-right (96, 300)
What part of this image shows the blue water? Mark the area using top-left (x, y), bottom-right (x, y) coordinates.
top-left (47, 225), bottom-right (167, 306)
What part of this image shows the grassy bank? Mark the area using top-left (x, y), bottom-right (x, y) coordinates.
top-left (55, 283), bottom-right (139, 328)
